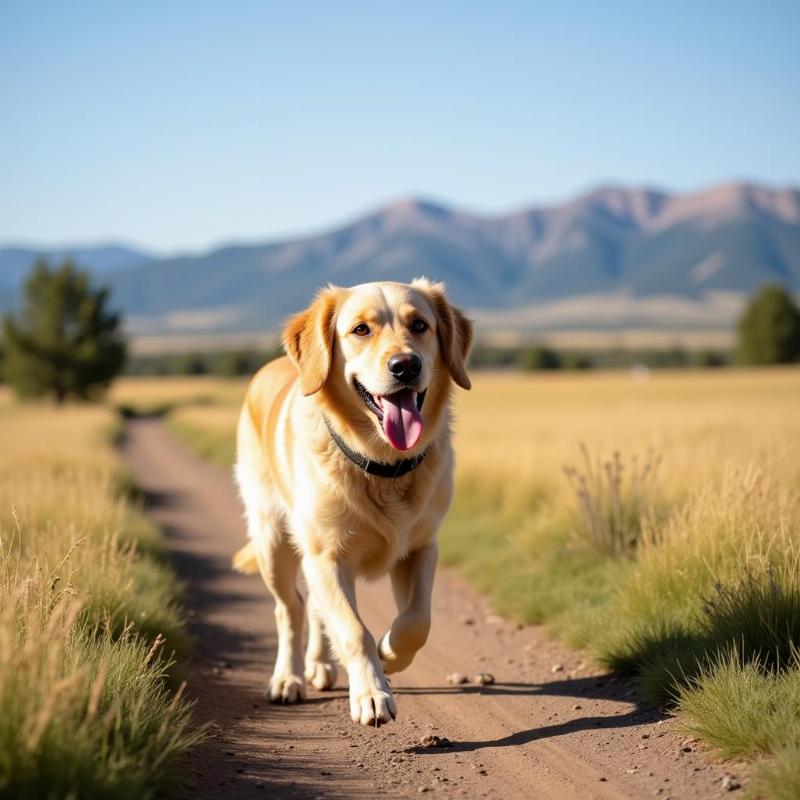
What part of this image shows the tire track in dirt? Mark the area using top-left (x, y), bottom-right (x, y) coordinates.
top-left (122, 418), bottom-right (736, 800)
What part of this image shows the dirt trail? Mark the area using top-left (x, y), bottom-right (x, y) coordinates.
top-left (122, 418), bottom-right (735, 800)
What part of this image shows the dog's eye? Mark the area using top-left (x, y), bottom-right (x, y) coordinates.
top-left (411, 319), bottom-right (428, 334)
top-left (352, 323), bottom-right (371, 336)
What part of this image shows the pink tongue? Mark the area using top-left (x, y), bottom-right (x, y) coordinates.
top-left (381, 389), bottom-right (423, 451)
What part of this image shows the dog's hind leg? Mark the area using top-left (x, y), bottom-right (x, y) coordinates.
top-left (304, 592), bottom-right (339, 690)
top-left (252, 521), bottom-right (306, 704)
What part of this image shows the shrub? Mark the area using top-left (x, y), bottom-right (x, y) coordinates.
top-left (519, 345), bottom-right (561, 371)
top-left (692, 350), bottom-right (727, 368)
top-left (562, 352), bottom-right (593, 370)
top-left (176, 354), bottom-right (208, 375)
top-left (737, 284), bottom-right (800, 365)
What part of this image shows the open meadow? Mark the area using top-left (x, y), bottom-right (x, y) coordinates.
top-left (111, 367), bottom-right (800, 797)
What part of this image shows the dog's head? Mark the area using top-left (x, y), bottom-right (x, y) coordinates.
top-left (283, 279), bottom-right (473, 453)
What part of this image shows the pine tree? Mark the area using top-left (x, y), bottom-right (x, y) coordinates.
top-left (736, 285), bottom-right (800, 365)
top-left (2, 259), bottom-right (127, 403)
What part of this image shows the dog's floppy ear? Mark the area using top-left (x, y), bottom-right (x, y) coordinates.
top-left (414, 278), bottom-right (473, 390)
top-left (282, 285), bottom-right (342, 396)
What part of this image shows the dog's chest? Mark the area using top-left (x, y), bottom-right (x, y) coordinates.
top-left (339, 478), bottom-right (433, 575)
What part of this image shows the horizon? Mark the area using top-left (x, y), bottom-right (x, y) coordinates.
top-left (1, 1), bottom-right (798, 252)
top-left (1, 177), bottom-right (798, 256)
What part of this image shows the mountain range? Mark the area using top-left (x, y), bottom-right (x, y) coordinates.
top-left (2, 182), bottom-right (798, 335)
top-left (0, 244), bottom-right (151, 292)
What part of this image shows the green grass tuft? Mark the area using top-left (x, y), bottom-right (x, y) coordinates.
top-left (700, 568), bottom-right (800, 675)
top-left (603, 565), bottom-right (800, 705)
top-left (679, 650), bottom-right (800, 759)
top-left (750, 743), bottom-right (800, 800)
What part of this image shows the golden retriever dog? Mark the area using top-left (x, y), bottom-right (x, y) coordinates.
top-left (232, 279), bottom-right (472, 726)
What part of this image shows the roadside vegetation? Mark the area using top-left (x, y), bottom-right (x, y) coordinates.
top-left (443, 369), bottom-right (800, 798)
top-left (0, 392), bottom-right (202, 798)
top-left (121, 367), bottom-right (800, 797)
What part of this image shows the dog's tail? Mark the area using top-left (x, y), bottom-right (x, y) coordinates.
top-left (232, 541), bottom-right (259, 574)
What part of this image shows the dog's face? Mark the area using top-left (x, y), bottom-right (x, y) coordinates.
top-left (283, 279), bottom-right (473, 452)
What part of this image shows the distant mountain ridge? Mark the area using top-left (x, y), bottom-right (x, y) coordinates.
top-left (2, 182), bottom-right (798, 333)
top-left (0, 243), bottom-right (151, 292)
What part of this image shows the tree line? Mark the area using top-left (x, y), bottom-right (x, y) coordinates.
top-left (1, 259), bottom-right (799, 403)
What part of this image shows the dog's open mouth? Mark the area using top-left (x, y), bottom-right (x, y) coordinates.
top-left (354, 379), bottom-right (426, 452)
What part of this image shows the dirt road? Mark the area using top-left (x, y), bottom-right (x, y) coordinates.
top-left (122, 418), bottom-right (736, 800)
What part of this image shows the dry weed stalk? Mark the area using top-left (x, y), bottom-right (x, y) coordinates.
top-left (563, 442), bottom-right (662, 556)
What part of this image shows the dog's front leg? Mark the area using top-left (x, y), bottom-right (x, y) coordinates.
top-left (302, 553), bottom-right (396, 726)
top-left (378, 542), bottom-right (437, 675)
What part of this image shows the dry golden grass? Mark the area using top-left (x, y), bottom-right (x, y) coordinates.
top-left (452, 368), bottom-right (800, 504)
top-left (0, 400), bottom-right (201, 798)
top-left (110, 375), bottom-right (247, 415)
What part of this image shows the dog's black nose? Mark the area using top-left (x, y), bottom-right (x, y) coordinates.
top-left (387, 352), bottom-right (422, 383)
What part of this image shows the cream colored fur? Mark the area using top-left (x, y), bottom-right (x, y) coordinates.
top-left (233, 279), bottom-right (473, 726)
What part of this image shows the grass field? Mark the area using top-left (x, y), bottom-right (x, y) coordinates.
top-left (111, 367), bottom-right (800, 797)
top-left (0, 390), bottom-right (202, 799)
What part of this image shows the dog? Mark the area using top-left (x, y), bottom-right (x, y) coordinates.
top-left (232, 278), bottom-right (473, 726)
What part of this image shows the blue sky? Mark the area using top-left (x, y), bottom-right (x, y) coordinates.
top-left (1, 0), bottom-right (798, 252)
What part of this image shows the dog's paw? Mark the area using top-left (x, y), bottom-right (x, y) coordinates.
top-left (348, 667), bottom-right (397, 726)
top-left (266, 672), bottom-right (306, 704)
top-left (377, 630), bottom-right (413, 675)
top-left (349, 685), bottom-right (396, 727)
top-left (305, 659), bottom-right (338, 690)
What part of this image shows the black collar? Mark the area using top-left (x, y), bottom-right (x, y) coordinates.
top-left (323, 416), bottom-right (428, 478)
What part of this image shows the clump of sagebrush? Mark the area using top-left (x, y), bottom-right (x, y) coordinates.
top-left (562, 443), bottom-right (662, 557)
